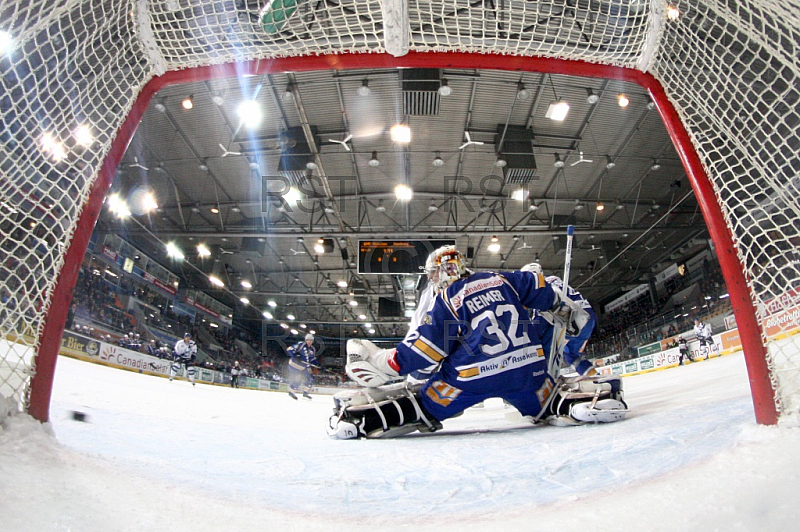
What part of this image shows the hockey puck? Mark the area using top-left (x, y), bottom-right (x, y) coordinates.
top-left (71, 410), bottom-right (88, 422)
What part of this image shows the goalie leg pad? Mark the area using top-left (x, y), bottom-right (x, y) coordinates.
top-left (547, 376), bottom-right (629, 425)
top-left (327, 386), bottom-right (441, 439)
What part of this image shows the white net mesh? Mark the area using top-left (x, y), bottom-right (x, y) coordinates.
top-left (0, 0), bottom-right (798, 422)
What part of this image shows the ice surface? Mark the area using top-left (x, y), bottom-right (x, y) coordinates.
top-left (1, 352), bottom-right (799, 531)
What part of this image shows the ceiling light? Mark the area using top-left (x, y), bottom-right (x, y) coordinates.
top-left (337, 280), bottom-right (348, 288)
top-left (586, 88), bottom-right (599, 105)
top-left (487, 237), bottom-right (501, 253)
top-left (181, 95), bottom-right (193, 110)
top-left (364, 323), bottom-right (372, 328)
top-left (196, 244), bottom-right (211, 257)
top-left (74, 125), bottom-right (93, 147)
top-left (279, 323), bottom-right (288, 329)
top-left (107, 193), bottom-right (131, 218)
top-left (153, 100), bottom-right (166, 113)
top-left (375, 200), bottom-right (386, 213)
top-left (574, 200), bottom-right (585, 211)
top-left (262, 310), bottom-right (273, 319)
top-left (267, 300), bottom-right (277, 307)
top-left (606, 155), bottom-right (616, 170)
top-left (305, 160), bottom-right (317, 170)
top-left (357, 79), bottom-right (371, 96)
top-left (211, 93), bottom-right (224, 106)
top-left (241, 297), bottom-right (250, 305)
top-left (240, 280), bottom-right (252, 289)
top-left (230, 205), bottom-right (241, 213)
top-left (394, 184), bottom-right (413, 201)
top-left (237, 100), bottom-right (262, 129)
top-left (0, 30), bottom-right (14, 54)
top-left (617, 94), bottom-right (629, 107)
top-left (198, 159), bottom-right (208, 171)
top-left (314, 241), bottom-right (325, 254)
top-left (300, 324), bottom-right (307, 329)
top-left (210, 207), bottom-right (219, 214)
top-left (528, 200), bottom-right (539, 212)
top-left (651, 160), bottom-right (662, 170)
top-left (432, 152), bottom-right (445, 167)
top-left (191, 205), bottom-right (200, 213)
top-left (495, 157), bottom-right (507, 168)
top-left (358, 314), bottom-right (367, 320)
top-left (428, 202), bottom-right (439, 212)
top-left (554, 153), bottom-right (565, 168)
top-left (348, 300), bottom-right (358, 307)
top-left (368, 329), bottom-right (376, 334)
top-left (511, 188), bottom-right (528, 202)
top-left (368, 151), bottom-right (380, 167)
top-left (646, 100), bottom-right (656, 110)
top-left (208, 275), bottom-right (224, 287)
top-left (596, 202), bottom-right (605, 211)
top-left (546, 101), bottom-right (570, 121)
top-left (667, 5), bottom-right (680, 20)
top-left (281, 85), bottom-right (294, 102)
top-left (287, 314), bottom-right (295, 320)
top-left (390, 124), bottom-right (411, 143)
top-left (438, 79), bottom-right (451, 96)
top-left (516, 83), bottom-right (530, 100)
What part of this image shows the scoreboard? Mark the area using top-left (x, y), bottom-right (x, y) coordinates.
top-left (358, 240), bottom-right (456, 275)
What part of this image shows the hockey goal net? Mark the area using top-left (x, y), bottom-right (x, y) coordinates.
top-left (0, 1), bottom-right (798, 425)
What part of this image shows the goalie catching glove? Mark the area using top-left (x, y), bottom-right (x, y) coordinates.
top-left (346, 338), bottom-right (401, 387)
top-left (543, 286), bottom-right (590, 337)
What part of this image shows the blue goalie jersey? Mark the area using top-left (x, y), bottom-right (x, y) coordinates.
top-left (394, 271), bottom-right (557, 420)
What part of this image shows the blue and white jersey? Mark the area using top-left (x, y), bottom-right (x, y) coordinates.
top-left (395, 271), bottom-right (555, 394)
top-left (545, 275), bottom-right (592, 310)
top-left (694, 321), bottom-right (712, 340)
top-left (287, 341), bottom-right (316, 369)
top-left (174, 339), bottom-right (196, 359)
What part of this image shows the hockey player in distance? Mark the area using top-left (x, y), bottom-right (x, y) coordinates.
top-left (286, 333), bottom-right (316, 400)
top-left (694, 318), bottom-right (714, 360)
top-left (327, 245), bottom-right (629, 439)
top-left (170, 332), bottom-right (197, 385)
top-left (678, 336), bottom-right (692, 365)
top-left (521, 262), bottom-right (597, 377)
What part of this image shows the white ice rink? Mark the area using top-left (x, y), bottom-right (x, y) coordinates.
top-left (2, 352), bottom-right (799, 531)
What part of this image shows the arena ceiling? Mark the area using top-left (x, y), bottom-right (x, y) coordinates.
top-left (99, 66), bottom-right (709, 337)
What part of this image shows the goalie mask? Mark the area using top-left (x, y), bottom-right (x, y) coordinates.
top-left (521, 262), bottom-right (543, 276)
top-left (424, 245), bottom-right (468, 293)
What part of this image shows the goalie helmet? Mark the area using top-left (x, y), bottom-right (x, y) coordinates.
top-left (520, 262), bottom-right (543, 276)
top-left (424, 245), bottom-right (468, 293)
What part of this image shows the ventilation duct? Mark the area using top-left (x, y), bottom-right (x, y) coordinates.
top-left (496, 125), bottom-right (537, 184)
top-left (401, 69), bottom-right (442, 116)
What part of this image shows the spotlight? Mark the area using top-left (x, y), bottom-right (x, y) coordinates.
top-left (390, 124), bottom-right (411, 143)
top-left (181, 95), bottom-right (194, 110)
top-left (596, 202), bottom-right (605, 211)
top-left (617, 94), bottom-right (629, 107)
top-left (546, 101), bottom-right (570, 121)
top-left (281, 84), bottom-right (294, 102)
top-left (394, 184), bottom-right (413, 201)
top-left (516, 83), bottom-right (531, 100)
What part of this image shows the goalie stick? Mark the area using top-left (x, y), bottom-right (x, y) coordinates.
top-left (547, 225), bottom-right (574, 379)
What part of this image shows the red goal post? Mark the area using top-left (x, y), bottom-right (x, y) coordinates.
top-left (2, 1), bottom-right (797, 426)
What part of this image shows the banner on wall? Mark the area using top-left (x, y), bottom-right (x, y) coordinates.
top-left (605, 283), bottom-right (649, 314)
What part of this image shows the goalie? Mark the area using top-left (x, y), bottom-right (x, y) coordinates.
top-left (327, 245), bottom-right (628, 439)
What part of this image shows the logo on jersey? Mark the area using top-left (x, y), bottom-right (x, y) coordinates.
top-left (450, 277), bottom-right (504, 310)
top-left (425, 380), bottom-right (462, 407)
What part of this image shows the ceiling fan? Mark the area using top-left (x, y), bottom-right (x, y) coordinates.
top-left (219, 248), bottom-right (235, 255)
top-left (570, 150), bottom-right (594, 166)
top-left (219, 143), bottom-right (242, 157)
top-left (459, 131), bottom-right (484, 150)
top-left (328, 133), bottom-right (353, 151)
top-left (128, 157), bottom-right (149, 171)
top-left (289, 248), bottom-right (307, 255)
